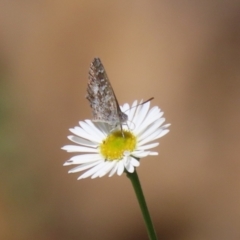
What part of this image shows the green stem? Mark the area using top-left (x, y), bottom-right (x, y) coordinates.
top-left (126, 170), bottom-right (158, 240)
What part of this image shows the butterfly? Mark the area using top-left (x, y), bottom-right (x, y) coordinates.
top-left (86, 58), bottom-right (128, 134)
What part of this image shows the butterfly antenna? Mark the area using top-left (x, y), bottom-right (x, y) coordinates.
top-left (141, 97), bottom-right (154, 105)
top-left (123, 97), bottom-right (154, 113)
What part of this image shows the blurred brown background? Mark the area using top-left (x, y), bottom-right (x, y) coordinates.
top-left (1, 1), bottom-right (240, 239)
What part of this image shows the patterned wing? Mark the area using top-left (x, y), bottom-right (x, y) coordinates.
top-left (86, 58), bottom-right (128, 126)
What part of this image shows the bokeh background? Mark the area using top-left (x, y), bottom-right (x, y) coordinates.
top-left (1, 1), bottom-right (240, 239)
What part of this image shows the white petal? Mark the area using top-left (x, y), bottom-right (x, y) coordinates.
top-left (132, 151), bottom-right (150, 158)
top-left (128, 100), bottom-right (138, 122)
top-left (91, 162), bottom-right (111, 178)
top-left (153, 129), bottom-right (170, 140)
top-left (79, 121), bottom-right (104, 142)
top-left (67, 136), bottom-right (98, 147)
top-left (130, 157), bottom-right (140, 167)
top-left (92, 121), bottom-right (110, 135)
top-left (149, 125), bottom-right (171, 141)
top-left (93, 161), bottom-right (116, 178)
top-left (62, 145), bottom-right (98, 153)
top-left (121, 103), bottom-right (130, 112)
top-left (148, 106), bottom-right (160, 115)
top-left (137, 119), bottom-right (165, 142)
top-left (125, 160), bottom-right (134, 173)
top-left (136, 113), bottom-right (164, 135)
top-left (131, 100), bottom-right (143, 125)
top-left (107, 161), bottom-right (118, 177)
top-left (124, 155), bottom-right (131, 166)
top-left (78, 162), bottom-right (106, 179)
top-left (137, 142), bottom-right (159, 150)
top-left (138, 128), bottom-right (164, 146)
top-left (135, 111), bottom-right (164, 135)
top-left (117, 161), bottom-right (124, 176)
top-left (143, 106), bottom-right (160, 121)
top-left (69, 126), bottom-right (101, 144)
top-left (149, 152), bottom-right (158, 155)
top-left (84, 120), bottom-right (107, 138)
top-left (68, 160), bottom-right (102, 173)
top-left (146, 106), bottom-right (162, 119)
top-left (134, 101), bottom-right (150, 129)
top-left (64, 154), bottom-right (102, 165)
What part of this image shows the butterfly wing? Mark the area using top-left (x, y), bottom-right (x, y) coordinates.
top-left (86, 58), bottom-right (128, 126)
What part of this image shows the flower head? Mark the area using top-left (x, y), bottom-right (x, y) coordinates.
top-left (62, 100), bottom-right (170, 179)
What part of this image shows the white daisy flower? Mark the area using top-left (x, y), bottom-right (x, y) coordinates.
top-left (62, 100), bottom-right (170, 179)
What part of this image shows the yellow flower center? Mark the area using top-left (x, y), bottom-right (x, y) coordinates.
top-left (100, 130), bottom-right (137, 161)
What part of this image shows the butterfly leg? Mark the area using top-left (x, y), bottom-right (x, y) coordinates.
top-left (120, 124), bottom-right (125, 138)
